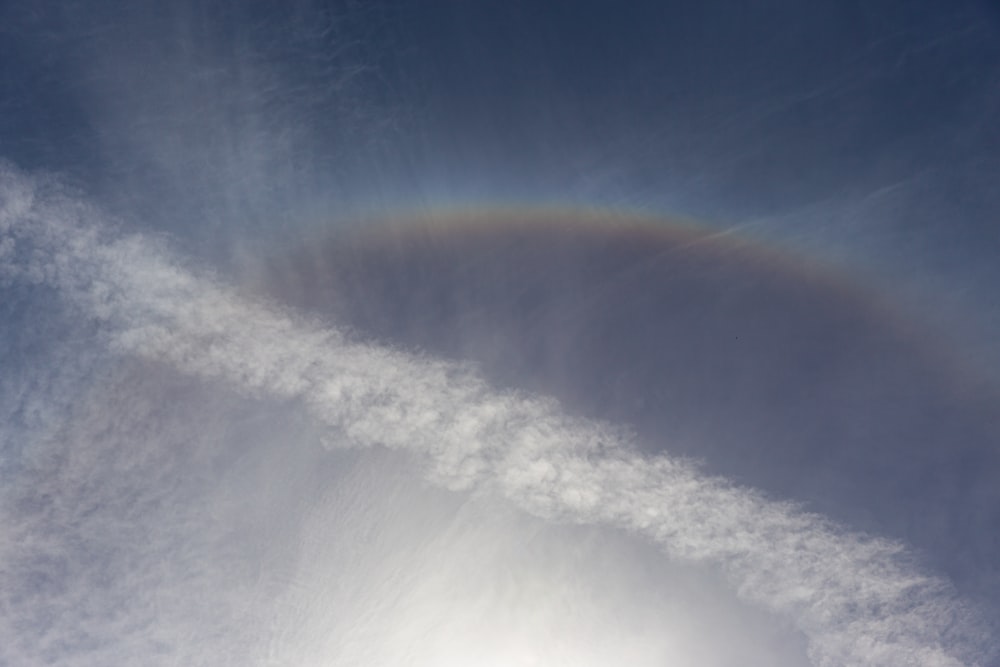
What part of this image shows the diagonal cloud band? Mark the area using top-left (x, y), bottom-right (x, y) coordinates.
top-left (0, 164), bottom-right (989, 667)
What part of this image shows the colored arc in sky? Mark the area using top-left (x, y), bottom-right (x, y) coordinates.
top-left (258, 205), bottom-right (1000, 609)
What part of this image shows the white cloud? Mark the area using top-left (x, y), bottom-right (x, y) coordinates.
top-left (0, 164), bottom-right (990, 666)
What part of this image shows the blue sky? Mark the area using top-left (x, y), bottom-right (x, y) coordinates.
top-left (2, 1), bottom-right (999, 665)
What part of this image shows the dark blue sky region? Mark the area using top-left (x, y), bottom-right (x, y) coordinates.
top-left (3, 1), bottom-right (999, 225)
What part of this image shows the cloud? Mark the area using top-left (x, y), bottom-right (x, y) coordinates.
top-left (0, 163), bottom-right (991, 666)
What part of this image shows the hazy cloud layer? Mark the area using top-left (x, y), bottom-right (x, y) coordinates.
top-left (3, 164), bottom-right (993, 665)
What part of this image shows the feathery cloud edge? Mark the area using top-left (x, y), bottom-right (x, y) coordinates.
top-left (0, 165), bottom-right (988, 667)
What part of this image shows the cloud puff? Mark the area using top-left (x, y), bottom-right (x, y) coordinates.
top-left (0, 164), bottom-right (991, 666)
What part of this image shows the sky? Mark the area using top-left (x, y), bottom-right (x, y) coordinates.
top-left (1, 1), bottom-right (1000, 666)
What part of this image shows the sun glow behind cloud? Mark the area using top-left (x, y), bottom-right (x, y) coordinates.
top-left (260, 450), bottom-right (809, 667)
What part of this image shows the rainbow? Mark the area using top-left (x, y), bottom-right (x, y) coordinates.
top-left (282, 204), bottom-right (964, 386)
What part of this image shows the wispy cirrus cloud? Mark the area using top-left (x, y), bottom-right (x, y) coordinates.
top-left (0, 164), bottom-right (991, 666)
